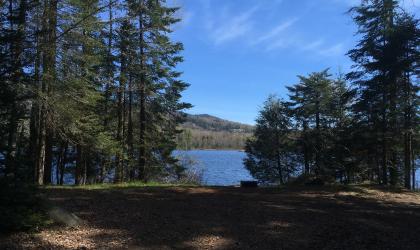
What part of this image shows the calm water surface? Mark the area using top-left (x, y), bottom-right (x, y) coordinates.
top-left (176, 150), bottom-right (420, 188)
top-left (175, 150), bottom-right (254, 186)
top-left (52, 150), bottom-right (419, 188)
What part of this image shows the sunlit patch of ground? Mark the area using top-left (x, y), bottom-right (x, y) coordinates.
top-left (2, 185), bottom-right (420, 249)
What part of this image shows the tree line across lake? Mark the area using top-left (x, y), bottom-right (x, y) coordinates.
top-left (245, 1), bottom-right (419, 189)
top-left (176, 114), bottom-right (254, 150)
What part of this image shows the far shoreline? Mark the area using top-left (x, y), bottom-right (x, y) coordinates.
top-left (176, 148), bottom-right (245, 152)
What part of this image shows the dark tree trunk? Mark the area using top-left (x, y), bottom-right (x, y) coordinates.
top-left (404, 71), bottom-right (412, 189)
top-left (59, 143), bottom-right (68, 185)
top-left (5, 0), bottom-right (27, 178)
top-left (138, 8), bottom-right (146, 181)
top-left (35, 0), bottom-right (58, 185)
top-left (381, 90), bottom-right (388, 185)
top-left (56, 141), bottom-right (67, 185)
top-left (412, 152), bottom-right (416, 190)
top-left (127, 73), bottom-right (134, 181)
top-left (43, 129), bottom-right (53, 184)
top-left (314, 99), bottom-right (321, 175)
top-left (75, 145), bottom-right (83, 185)
top-left (115, 27), bottom-right (127, 183)
top-left (276, 151), bottom-right (284, 185)
top-left (303, 120), bottom-right (310, 174)
top-left (389, 74), bottom-right (398, 186)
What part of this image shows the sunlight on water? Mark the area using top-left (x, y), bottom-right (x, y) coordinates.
top-left (175, 150), bottom-right (254, 186)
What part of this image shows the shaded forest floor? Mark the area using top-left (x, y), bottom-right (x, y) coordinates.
top-left (1, 185), bottom-right (420, 250)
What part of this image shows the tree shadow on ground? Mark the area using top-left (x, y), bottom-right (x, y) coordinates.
top-left (5, 186), bottom-right (420, 249)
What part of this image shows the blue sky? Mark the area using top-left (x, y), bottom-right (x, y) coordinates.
top-left (168, 0), bottom-right (419, 124)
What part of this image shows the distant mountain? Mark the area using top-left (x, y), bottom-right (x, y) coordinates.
top-left (177, 114), bottom-right (254, 150)
top-left (182, 114), bottom-right (254, 133)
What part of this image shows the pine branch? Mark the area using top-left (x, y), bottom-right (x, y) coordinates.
top-left (55, 0), bottom-right (119, 41)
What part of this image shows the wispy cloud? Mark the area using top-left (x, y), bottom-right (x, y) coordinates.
top-left (319, 43), bottom-right (345, 57)
top-left (207, 6), bottom-right (259, 45)
top-left (302, 39), bottom-right (324, 51)
top-left (197, 0), bottom-right (348, 58)
top-left (265, 35), bottom-right (299, 51)
top-left (254, 18), bottom-right (299, 44)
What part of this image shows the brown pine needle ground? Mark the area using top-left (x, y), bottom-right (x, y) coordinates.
top-left (1, 185), bottom-right (420, 250)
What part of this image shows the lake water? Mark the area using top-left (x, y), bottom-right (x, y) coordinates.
top-left (49, 150), bottom-right (419, 188)
top-left (174, 150), bottom-right (254, 186)
top-left (176, 151), bottom-right (420, 188)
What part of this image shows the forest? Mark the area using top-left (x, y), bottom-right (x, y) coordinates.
top-left (245, 1), bottom-right (419, 189)
top-left (1, 0), bottom-right (420, 249)
top-left (0, 0), bottom-right (191, 185)
top-left (0, 0), bottom-right (418, 188)
top-left (0, 0), bottom-right (418, 187)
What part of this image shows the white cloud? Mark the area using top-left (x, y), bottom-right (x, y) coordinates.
top-left (302, 39), bottom-right (324, 51)
top-left (265, 35), bottom-right (300, 51)
top-left (319, 43), bottom-right (345, 57)
top-left (208, 6), bottom-right (259, 45)
top-left (254, 18), bottom-right (299, 44)
top-left (197, 0), bottom-right (348, 59)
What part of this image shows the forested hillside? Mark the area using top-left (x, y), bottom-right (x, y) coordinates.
top-left (177, 114), bottom-right (254, 150)
top-left (183, 114), bottom-right (254, 132)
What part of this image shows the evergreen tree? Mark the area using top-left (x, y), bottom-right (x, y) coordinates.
top-left (244, 96), bottom-right (296, 184)
top-left (126, 0), bottom-right (191, 181)
top-left (347, 0), bottom-right (419, 187)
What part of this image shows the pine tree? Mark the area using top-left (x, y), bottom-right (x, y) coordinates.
top-left (347, 0), bottom-right (419, 187)
top-left (286, 70), bottom-right (335, 176)
top-left (126, 0), bottom-right (190, 181)
top-left (244, 96), bottom-right (296, 184)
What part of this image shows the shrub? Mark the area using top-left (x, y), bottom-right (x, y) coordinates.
top-left (0, 178), bottom-right (50, 235)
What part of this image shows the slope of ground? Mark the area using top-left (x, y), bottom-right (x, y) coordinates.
top-left (1, 185), bottom-right (420, 249)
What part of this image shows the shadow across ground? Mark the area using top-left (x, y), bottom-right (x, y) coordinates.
top-left (2, 185), bottom-right (420, 249)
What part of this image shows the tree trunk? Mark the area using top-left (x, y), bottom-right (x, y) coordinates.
top-left (75, 145), bottom-right (83, 185)
top-left (276, 151), bottom-right (284, 185)
top-left (115, 24), bottom-right (127, 183)
top-left (138, 7), bottom-right (146, 181)
top-left (381, 90), bottom-right (388, 185)
top-left (303, 120), bottom-right (310, 174)
top-left (35, 0), bottom-right (58, 185)
top-left (404, 72), bottom-right (412, 189)
top-left (59, 142), bottom-right (68, 185)
top-left (56, 141), bottom-right (67, 185)
top-left (412, 151), bottom-right (416, 190)
top-left (43, 129), bottom-right (53, 184)
top-left (127, 73), bottom-right (134, 181)
top-left (5, 0), bottom-right (27, 178)
top-left (30, 0), bottom-right (42, 182)
top-left (314, 99), bottom-right (321, 175)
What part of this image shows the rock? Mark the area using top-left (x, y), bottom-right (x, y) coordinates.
top-left (48, 207), bottom-right (84, 228)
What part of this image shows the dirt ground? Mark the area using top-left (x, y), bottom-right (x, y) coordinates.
top-left (1, 185), bottom-right (420, 250)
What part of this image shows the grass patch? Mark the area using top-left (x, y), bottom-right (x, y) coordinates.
top-left (43, 181), bottom-right (200, 190)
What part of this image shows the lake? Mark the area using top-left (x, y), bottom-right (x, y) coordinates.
top-left (52, 150), bottom-right (419, 188)
top-left (176, 150), bottom-right (420, 188)
top-left (174, 150), bottom-right (254, 186)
